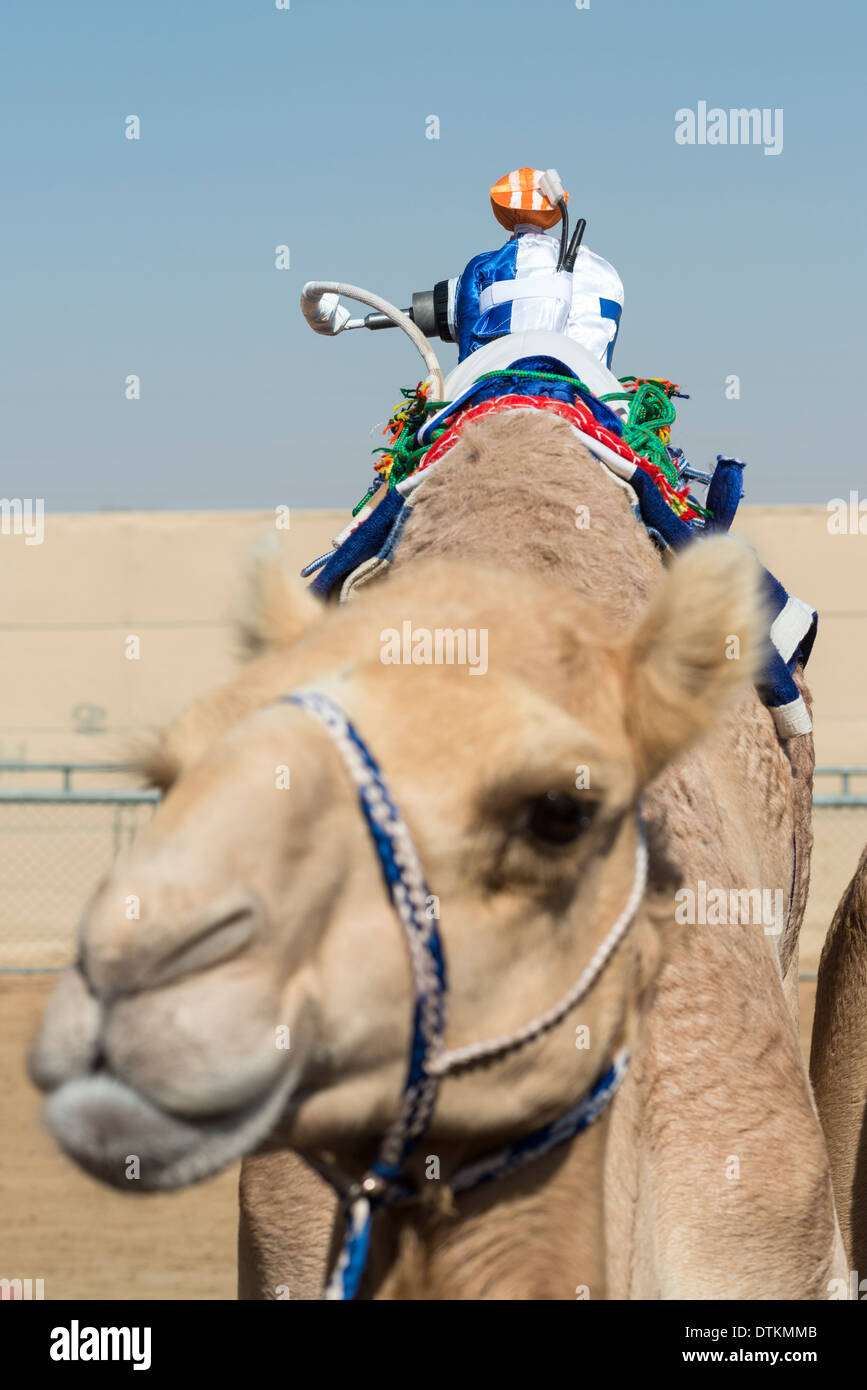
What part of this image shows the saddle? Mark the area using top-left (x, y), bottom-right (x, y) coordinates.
top-left (300, 333), bottom-right (816, 739)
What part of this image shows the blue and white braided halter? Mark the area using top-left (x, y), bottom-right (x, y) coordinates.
top-left (286, 689), bottom-right (647, 1300)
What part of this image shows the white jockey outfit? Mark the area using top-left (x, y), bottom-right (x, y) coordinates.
top-left (449, 225), bottom-right (624, 368)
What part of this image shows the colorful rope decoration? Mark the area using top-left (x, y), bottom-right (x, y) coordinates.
top-left (352, 382), bottom-right (449, 514)
top-left (353, 369), bottom-right (708, 524)
top-left (599, 376), bottom-right (708, 520)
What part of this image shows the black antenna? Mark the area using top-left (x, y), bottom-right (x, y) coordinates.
top-left (563, 218), bottom-right (587, 273)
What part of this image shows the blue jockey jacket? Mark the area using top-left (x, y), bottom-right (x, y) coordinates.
top-left (449, 225), bottom-right (625, 366)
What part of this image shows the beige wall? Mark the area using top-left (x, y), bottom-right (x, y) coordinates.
top-left (1, 511), bottom-right (341, 771)
top-left (1, 505), bottom-right (864, 770)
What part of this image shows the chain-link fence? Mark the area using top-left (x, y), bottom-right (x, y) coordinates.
top-left (0, 766), bottom-right (865, 973)
top-left (0, 767), bottom-right (158, 970)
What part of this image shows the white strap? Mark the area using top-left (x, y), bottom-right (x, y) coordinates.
top-left (478, 272), bottom-right (573, 315)
top-left (770, 595), bottom-right (815, 665)
top-left (770, 696), bottom-right (813, 738)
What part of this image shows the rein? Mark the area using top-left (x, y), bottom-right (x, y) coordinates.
top-left (285, 689), bottom-right (647, 1300)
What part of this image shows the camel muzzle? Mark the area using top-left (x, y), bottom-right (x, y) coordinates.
top-left (43, 1069), bottom-right (297, 1192)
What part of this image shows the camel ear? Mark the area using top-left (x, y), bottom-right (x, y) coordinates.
top-left (626, 537), bottom-right (765, 782)
top-left (236, 535), bottom-right (323, 657)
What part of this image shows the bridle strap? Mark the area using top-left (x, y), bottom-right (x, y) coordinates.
top-left (449, 1047), bottom-right (629, 1194)
top-left (285, 690), bottom-right (447, 1176)
top-left (428, 828), bottom-right (647, 1077)
top-left (285, 689), bottom-right (643, 1300)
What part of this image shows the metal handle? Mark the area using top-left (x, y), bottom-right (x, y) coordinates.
top-left (300, 281), bottom-right (444, 397)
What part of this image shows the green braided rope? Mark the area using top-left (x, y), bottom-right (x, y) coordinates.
top-left (472, 367), bottom-right (593, 392)
top-left (373, 427), bottom-right (448, 489)
top-left (353, 388), bottom-right (450, 514)
top-left (599, 379), bottom-right (679, 485)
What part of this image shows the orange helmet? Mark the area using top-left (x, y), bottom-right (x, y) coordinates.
top-left (489, 167), bottom-right (569, 232)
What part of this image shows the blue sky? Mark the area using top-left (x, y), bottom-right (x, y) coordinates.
top-left (2, 0), bottom-right (864, 509)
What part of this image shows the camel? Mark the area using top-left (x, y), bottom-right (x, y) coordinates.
top-left (31, 410), bottom-right (846, 1298)
top-left (811, 845), bottom-right (867, 1284)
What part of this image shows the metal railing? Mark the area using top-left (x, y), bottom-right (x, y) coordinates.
top-left (0, 761), bottom-right (158, 802)
top-left (813, 766), bottom-right (867, 806)
top-left (0, 761), bottom-right (141, 790)
top-left (0, 763), bottom-right (159, 969)
top-left (0, 790), bottom-right (159, 805)
top-left (2, 763), bottom-right (861, 800)
top-left (1, 764), bottom-right (866, 973)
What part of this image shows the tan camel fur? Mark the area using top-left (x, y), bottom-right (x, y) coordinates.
top-left (811, 845), bottom-right (867, 1280)
top-left (31, 411), bottom-right (844, 1299)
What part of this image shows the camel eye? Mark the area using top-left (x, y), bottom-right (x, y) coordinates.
top-left (525, 793), bottom-right (598, 846)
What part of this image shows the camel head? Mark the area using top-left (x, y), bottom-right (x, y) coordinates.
top-left (31, 537), bottom-right (764, 1195)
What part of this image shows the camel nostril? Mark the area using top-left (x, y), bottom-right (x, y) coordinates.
top-left (143, 897), bottom-right (260, 989)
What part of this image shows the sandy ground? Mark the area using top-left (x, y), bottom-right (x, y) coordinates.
top-left (0, 976), bottom-right (238, 1300)
top-left (1, 966), bottom-right (821, 1301)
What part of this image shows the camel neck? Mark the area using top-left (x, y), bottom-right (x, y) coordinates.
top-left (394, 411), bottom-right (660, 634)
top-left (363, 1108), bottom-right (610, 1300)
